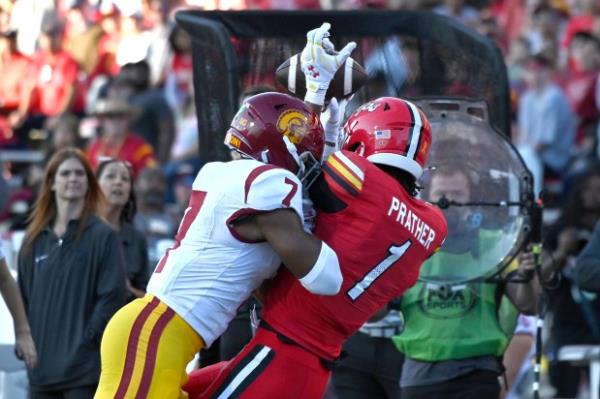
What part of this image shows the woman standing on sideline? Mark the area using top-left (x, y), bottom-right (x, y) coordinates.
top-left (18, 148), bottom-right (127, 398)
top-left (96, 159), bottom-right (149, 301)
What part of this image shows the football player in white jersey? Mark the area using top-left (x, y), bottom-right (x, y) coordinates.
top-left (94, 91), bottom-right (349, 399)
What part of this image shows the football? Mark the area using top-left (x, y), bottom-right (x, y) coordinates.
top-left (275, 53), bottom-right (368, 102)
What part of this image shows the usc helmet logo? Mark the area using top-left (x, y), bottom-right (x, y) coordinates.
top-left (276, 110), bottom-right (308, 144)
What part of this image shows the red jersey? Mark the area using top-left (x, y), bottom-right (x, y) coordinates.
top-left (262, 151), bottom-right (447, 360)
top-left (29, 50), bottom-right (80, 116)
top-left (87, 133), bottom-right (157, 177)
top-left (0, 51), bottom-right (31, 110)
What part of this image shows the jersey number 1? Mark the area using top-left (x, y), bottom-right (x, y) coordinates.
top-left (347, 241), bottom-right (412, 301)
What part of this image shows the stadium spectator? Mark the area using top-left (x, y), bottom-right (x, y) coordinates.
top-left (8, 0), bottom-right (54, 57)
top-left (87, 6), bottom-right (121, 82)
top-left (43, 112), bottom-right (82, 161)
top-left (1, 112), bottom-right (83, 229)
top-left (517, 54), bottom-right (576, 186)
top-left (17, 148), bottom-right (127, 398)
top-left (86, 97), bottom-right (157, 177)
top-left (433, 0), bottom-right (480, 27)
top-left (394, 164), bottom-right (538, 399)
top-left (525, 5), bottom-right (563, 59)
top-left (96, 158), bottom-right (149, 302)
top-left (162, 98), bottom-right (200, 206)
top-left (11, 13), bottom-right (82, 136)
top-left (559, 32), bottom-right (600, 150)
top-left (489, 0), bottom-right (527, 43)
top-left (166, 162), bottom-right (196, 219)
top-left (115, 10), bottom-right (152, 67)
top-left (561, 0), bottom-right (599, 48)
top-left (164, 25), bottom-right (193, 115)
top-left (63, 2), bottom-right (104, 77)
top-left (539, 166), bottom-right (600, 398)
top-left (144, 0), bottom-right (172, 86)
top-left (0, 28), bottom-right (30, 146)
top-left (168, 97), bottom-right (199, 165)
top-left (9, 112), bottom-right (85, 226)
top-left (133, 166), bottom-right (177, 267)
top-left (506, 36), bottom-right (531, 104)
top-left (111, 61), bottom-right (175, 163)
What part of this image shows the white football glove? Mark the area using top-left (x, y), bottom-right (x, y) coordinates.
top-left (320, 97), bottom-right (348, 161)
top-left (301, 23), bottom-right (357, 107)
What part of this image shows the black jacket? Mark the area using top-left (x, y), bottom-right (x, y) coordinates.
top-left (18, 215), bottom-right (127, 390)
top-left (119, 222), bottom-right (150, 301)
top-left (545, 222), bottom-right (600, 346)
top-left (576, 220), bottom-right (600, 292)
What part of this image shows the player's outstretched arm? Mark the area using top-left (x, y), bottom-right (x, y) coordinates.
top-left (301, 22), bottom-right (356, 109)
top-left (320, 97), bottom-right (348, 162)
top-left (255, 208), bottom-right (342, 295)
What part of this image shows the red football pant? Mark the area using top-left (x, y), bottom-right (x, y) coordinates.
top-left (185, 361), bottom-right (229, 397)
top-left (184, 327), bottom-right (330, 399)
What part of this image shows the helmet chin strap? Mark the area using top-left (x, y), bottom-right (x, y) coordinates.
top-left (259, 149), bottom-right (270, 164)
top-left (282, 135), bottom-right (322, 189)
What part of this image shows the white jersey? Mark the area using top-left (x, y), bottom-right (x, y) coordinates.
top-left (147, 159), bottom-right (304, 346)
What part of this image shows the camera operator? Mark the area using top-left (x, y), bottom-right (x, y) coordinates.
top-left (540, 167), bottom-right (600, 398)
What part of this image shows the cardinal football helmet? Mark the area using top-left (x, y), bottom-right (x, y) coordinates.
top-left (225, 92), bottom-right (324, 185)
top-left (342, 97), bottom-right (431, 179)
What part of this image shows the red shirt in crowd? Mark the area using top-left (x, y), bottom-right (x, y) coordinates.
top-left (28, 50), bottom-right (81, 116)
top-left (87, 133), bottom-right (157, 177)
top-left (89, 32), bottom-right (121, 81)
top-left (490, 0), bottom-right (527, 43)
top-left (557, 69), bottom-right (600, 142)
top-left (169, 53), bottom-right (193, 100)
top-left (0, 51), bottom-right (31, 111)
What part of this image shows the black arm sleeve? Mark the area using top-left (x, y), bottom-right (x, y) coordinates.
top-left (308, 174), bottom-right (348, 213)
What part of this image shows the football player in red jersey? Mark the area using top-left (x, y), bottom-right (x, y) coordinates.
top-left (185, 94), bottom-right (448, 398)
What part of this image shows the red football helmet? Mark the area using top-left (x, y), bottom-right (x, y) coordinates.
top-left (225, 92), bottom-right (324, 179)
top-left (342, 97), bottom-right (431, 179)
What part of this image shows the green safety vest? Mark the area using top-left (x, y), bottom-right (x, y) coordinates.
top-left (392, 232), bottom-right (519, 362)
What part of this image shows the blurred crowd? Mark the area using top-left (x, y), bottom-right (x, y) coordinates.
top-left (0, 0), bottom-right (599, 397)
top-left (0, 0), bottom-right (203, 267)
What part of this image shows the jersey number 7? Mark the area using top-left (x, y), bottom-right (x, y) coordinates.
top-left (347, 241), bottom-right (412, 301)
